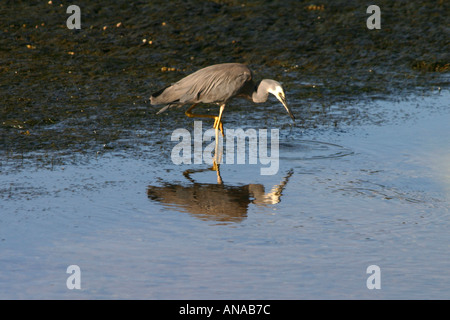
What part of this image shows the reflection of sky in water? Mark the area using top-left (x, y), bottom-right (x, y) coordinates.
top-left (423, 139), bottom-right (450, 201)
top-left (437, 154), bottom-right (450, 198)
top-left (1, 92), bottom-right (449, 299)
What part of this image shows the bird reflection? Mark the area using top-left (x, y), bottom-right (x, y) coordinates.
top-left (147, 166), bottom-right (293, 223)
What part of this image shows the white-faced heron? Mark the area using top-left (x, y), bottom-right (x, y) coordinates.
top-left (150, 63), bottom-right (295, 135)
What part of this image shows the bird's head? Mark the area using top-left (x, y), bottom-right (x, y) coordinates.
top-left (264, 80), bottom-right (295, 122)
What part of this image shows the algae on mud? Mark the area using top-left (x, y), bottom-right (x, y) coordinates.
top-left (0, 0), bottom-right (448, 166)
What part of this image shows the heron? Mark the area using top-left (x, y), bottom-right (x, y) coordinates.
top-left (150, 63), bottom-right (295, 135)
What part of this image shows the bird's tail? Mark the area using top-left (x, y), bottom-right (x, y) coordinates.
top-left (150, 86), bottom-right (170, 105)
top-left (150, 86), bottom-right (175, 114)
top-left (155, 104), bottom-right (174, 114)
top-left (151, 85), bottom-right (187, 114)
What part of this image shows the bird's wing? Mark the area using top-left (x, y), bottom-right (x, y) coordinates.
top-left (176, 63), bottom-right (252, 104)
top-left (151, 64), bottom-right (252, 114)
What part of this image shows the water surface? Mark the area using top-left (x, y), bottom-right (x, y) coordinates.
top-left (1, 92), bottom-right (449, 299)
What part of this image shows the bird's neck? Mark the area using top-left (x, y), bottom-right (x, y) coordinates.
top-left (252, 81), bottom-right (269, 103)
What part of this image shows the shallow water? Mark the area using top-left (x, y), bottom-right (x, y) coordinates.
top-left (1, 91), bottom-right (449, 299)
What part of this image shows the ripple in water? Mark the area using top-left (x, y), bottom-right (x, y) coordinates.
top-left (280, 140), bottom-right (354, 161)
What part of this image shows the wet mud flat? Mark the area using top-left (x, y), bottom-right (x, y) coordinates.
top-left (1, 1), bottom-right (449, 299)
top-left (1, 0), bottom-right (448, 163)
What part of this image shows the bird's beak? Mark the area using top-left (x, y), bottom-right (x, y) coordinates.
top-left (277, 93), bottom-right (295, 122)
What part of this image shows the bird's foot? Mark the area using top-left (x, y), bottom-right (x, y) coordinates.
top-left (212, 159), bottom-right (219, 171)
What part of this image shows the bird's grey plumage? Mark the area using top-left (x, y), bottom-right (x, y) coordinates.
top-left (150, 63), bottom-right (295, 121)
top-left (151, 63), bottom-right (252, 112)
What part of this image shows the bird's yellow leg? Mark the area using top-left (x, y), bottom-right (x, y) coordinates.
top-left (213, 118), bottom-right (224, 136)
top-left (213, 104), bottom-right (225, 137)
top-left (185, 103), bottom-right (215, 120)
top-left (212, 124), bottom-right (223, 169)
top-left (185, 104), bottom-right (225, 137)
top-left (213, 160), bottom-right (223, 184)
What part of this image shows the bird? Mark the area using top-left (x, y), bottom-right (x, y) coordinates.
top-left (150, 63), bottom-right (295, 135)
top-left (147, 168), bottom-right (293, 222)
